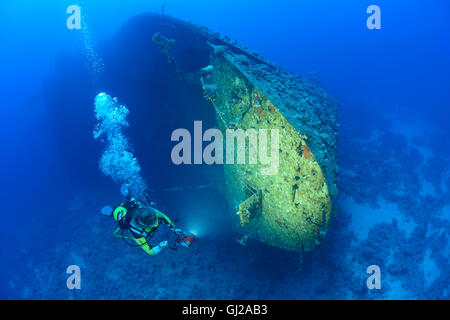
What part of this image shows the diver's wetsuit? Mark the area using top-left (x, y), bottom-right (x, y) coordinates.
top-left (116, 199), bottom-right (173, 255)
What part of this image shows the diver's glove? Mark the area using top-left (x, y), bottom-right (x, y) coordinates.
top-left (169, 224), bottom-right (183, 236)
top-left (159, 240), bottom-right (169, 249)
top-left (152, 241), bottom-right (169, 255)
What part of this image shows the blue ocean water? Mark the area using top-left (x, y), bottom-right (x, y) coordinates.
top-left (0, 0), bottom-right (449, 299)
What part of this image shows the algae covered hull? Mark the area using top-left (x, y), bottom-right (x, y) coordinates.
top-left (150, 13), bottom-right (338, 252)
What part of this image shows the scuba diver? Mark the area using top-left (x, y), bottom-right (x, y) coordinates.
top-left (102, 184), bottom-right (194, 256)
